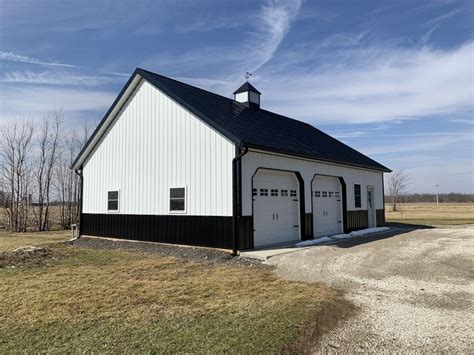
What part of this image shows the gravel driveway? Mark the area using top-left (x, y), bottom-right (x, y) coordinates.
top-left (266, 225), bottom-right (474, 353)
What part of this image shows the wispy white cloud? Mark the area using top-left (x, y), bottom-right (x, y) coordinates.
top-left (175, 15), bottom-right (246, 33)
top-left (353, 133), bottom-right (474, 193)
top-left (425, 8), bottom-right (460, 27)
top-left (419, 24), bottom-right (441, 45)
top-left (142, 0), bottom-right (302, 79)
top-left (332, 131), bottom-right (471, 139)
top-left (358, 131), bottom-right (472, 156)
top-left (0, 71), bottom-right (125, 86)
top-left (383, 157), bottom-right (474, 194)
top-left (259, 42), bottom-right (474, 124)
top-left (0, 51), bottom-right (82, 68)
top-left (0, 51), bottom-right (130, 77)
top-left (320, 30), bottom-right (371, 48)
top-left (0, 85), bottom-right (115, 122)
top-left (247, 0), bottom-right (302, 72)
top-left (450, 118), bottom-right (474, 125)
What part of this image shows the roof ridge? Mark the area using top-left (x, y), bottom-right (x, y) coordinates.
top-left (136, 68), bottom-right (238, 103)
top-left (137, 69), bottom-right (323, 127)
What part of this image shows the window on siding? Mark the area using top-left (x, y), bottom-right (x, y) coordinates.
top-left (271, 189), bottom-right (278, 196)
top-left (260, 188), bottom-right (268, 196)
top-left (170, 187), bottom-right (186, 212)
top-left (335, 191), bottom-right (340, 198)
top-left (329, 191), bottom-right (334, 198)
top-left (322, 191), bottom-right (327, 197)
top-left (281, 189), bottom-right (288, 197)
top-left (354, 184), bottom-right (361, 208)
top-left (290, 190), bottom-right (297, 197)
top-left (107, 191), bottom-right (119, 212)
top-left (252, 188), bottom-right (257, 196)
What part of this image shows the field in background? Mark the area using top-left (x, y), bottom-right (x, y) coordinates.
top-left (0, 206), bottom-right (75, 232)
top-left (385, 203), bottom-right (474, 226)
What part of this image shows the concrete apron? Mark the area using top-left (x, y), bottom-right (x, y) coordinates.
top-left (240, 228), bottom-right (397, 260)
top-left (240, 244), bottom-right (311, 260)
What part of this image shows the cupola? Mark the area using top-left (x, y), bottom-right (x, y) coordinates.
top-left (233, 82), bottom-right (261, 108)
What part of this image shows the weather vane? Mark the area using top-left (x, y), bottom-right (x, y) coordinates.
top-left (245, 71), bottom-right (252, 81)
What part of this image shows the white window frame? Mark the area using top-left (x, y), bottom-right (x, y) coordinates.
top-left (169, 186), bottom-right (187, 214)
top-left (107, 190), bottom-right (120, 213)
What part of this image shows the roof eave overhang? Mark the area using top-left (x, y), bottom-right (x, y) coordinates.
top-left (71, 70), bottom-right (144, 170)
top-left (244, 144), bottom-right (392, 173)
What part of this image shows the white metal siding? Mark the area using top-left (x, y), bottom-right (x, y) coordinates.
top-left (241, 151), bottom-right (384, 216)
top-left (82, 80), bottom-right (235, 216)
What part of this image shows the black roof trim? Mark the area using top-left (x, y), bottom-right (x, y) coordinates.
top-left (233, 82), bottom-right (261, 95)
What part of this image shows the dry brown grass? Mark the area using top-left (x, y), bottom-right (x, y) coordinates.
top-left (0, 234), bottom-right (353, 353)
top-left (0, 230), bottom-right (70, 251)
top-left (385, 202), bottom-right (474, 225)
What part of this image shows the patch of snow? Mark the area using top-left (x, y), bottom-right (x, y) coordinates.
top-left (350, 227), bottom-right (390, 237)
top-left (295, 227), bottom-right (391, 247)
top-left (296, 236), bottom-right (333, 246)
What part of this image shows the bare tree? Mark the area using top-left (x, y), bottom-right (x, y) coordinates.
top-left (55, 120), bottom-right (89, 229)
top-left (35, 112), bottom-right (62, 231)
top-left (0, 121), bottom-right (35, 232)
top-left (386, 169), bottom-right (411, 212)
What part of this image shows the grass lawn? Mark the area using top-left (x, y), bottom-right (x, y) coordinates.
top-left (385, 203), bottom-right (474, 226)
top-left (0, 233), bottom-right (351, 353)
top-left (0, 230), bottom-right (70, 251)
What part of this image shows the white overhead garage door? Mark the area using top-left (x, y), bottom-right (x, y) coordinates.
top-left (253, 170), bottom-right (300, 248)
top-left (312, 175), bottom-right (343, 238)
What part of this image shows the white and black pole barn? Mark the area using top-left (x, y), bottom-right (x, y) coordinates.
top-left (72, 68), bottom-right (391, 253)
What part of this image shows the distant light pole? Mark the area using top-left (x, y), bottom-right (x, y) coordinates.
top-left (436, 184), bottom-right (440, 206)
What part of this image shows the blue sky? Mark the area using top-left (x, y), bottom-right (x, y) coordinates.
top-left (0, 0), bottom-right (473, 193)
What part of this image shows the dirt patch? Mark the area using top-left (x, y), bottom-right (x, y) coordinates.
top-left (0, 246), bottom-right (62, 268)
top-left (282, 294), bottom-right (358, 354)
top-left (71, 237), bottom-right (263, 267)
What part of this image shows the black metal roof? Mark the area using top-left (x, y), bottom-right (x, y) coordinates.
top-left (72, 68), bottom-right (390, 172)
top-left (233, 82), bottom-right (261, 95)
top-left (139, 69), bottom-right (390, 172)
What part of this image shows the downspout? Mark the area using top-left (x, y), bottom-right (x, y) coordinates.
top-left (73, 168), bottom-right (83, 239)
top-left (232, 144), bottom-right (248, 256)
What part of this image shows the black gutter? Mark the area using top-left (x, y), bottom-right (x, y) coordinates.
top-left (232, 144), bottom-right (249, 256)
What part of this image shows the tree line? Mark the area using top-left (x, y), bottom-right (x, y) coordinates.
top-left (0, 111), bottom-right (89, 232)
top-left (385, 169), bottom-right (472, 211)
top-left (385, 193), bottom-right (474, 204)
